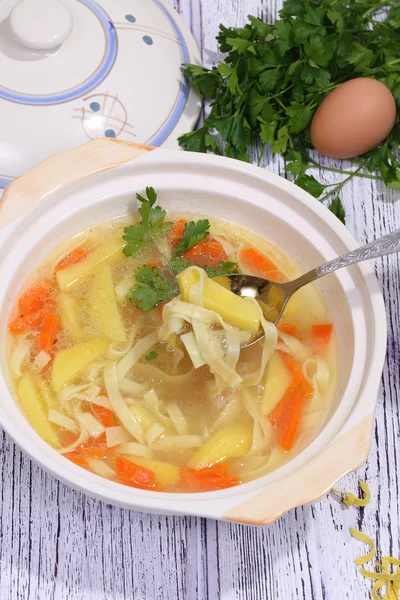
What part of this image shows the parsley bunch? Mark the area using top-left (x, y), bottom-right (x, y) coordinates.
top-left (178, 0), bottom-right (400, 224)
top-left (123, 188), bottom-right (238, 310)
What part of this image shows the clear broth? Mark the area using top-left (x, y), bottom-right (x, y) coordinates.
top-left (7, 213), bottom-right (337, 492)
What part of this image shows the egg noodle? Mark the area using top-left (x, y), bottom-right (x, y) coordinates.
top-left (332, 482), bottom-right (400, 599)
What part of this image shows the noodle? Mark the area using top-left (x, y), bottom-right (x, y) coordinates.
top-left (332, 482), bottom-right (400, 600)
top-left (333, 481), bottom-right (371, 507)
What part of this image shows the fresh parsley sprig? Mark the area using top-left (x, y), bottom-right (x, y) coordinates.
top-left (123, 187), bottom-right (172, 256)
top-left (178, 0), bottom-right (400, 224)
top-left (173, 220), bottom-right (210, 256)
top-left (128, 265), bottom-right (177, 311)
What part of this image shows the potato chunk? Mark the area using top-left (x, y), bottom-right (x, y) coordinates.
top-left (187, 424), bottom-right (252, 470)
top-left (52, 339), bottom-right (109, 390)
top-left (178, 267), bottom-right (260, 333)
top-left (56, 238), bottom-right (124, 292)
top-left (18, 375), bottom-right (59, 447)
top-left (89, 264), bottom-right (126, 342)
top-left (262, 352), bottom-right (292, 416)
top-left (59, 294), bottom-right (81, 342)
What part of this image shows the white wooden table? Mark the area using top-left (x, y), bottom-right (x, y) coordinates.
top-left (1, 1), bottom-right (399, 598)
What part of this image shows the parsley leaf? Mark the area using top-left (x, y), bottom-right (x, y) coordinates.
top-left (122, 222), bottom-right (148, 257)
top-left (128, 266), bottom-right (177, 311)
top-left (179, 127), bottom-right (207, 153)
top-left (329, 197), bottom-right (346, 225)
top-left (285, 149), bottom-right (308, 177)
top-left (304, 36), bottom-right (333, 68)
top-left (123, 187), bottom-right (172, 257)
top-left (272, 126), bottom-right (290, 155)
top-left (296, 174), bottom-right (325, 198)
top-left (259, 69), bottom-right (281, 93)
top-left (203, 261), bottom-right (239, 278)
top-left (173, 220), bottom-right (210, 257)
top-left (146, 351), bottom-right (158, 362)
top-left (168, 256), bottom-right (192, 275)
top-left (286, 102), bottom-right (312, 134)
top-left (181, 64), bottom-right (221, 97)
top-left (225, 37), bottom-right (257, 56)
top-left (137, 187), bottom-right (172, 235)
top-left (347, 44), bottom-right (374, 71)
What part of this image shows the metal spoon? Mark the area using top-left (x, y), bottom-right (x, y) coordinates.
top-left (222, 228), bottom-right (400, 346)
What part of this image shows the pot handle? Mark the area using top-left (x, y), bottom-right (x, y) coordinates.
top-left (0, 139), bottom-right (155, 228)
top-left (222, 414), bottom-right (374, 525)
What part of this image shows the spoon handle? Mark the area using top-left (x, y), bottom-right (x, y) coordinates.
top-left (315, 229), bottom-right (400, 277)
top-left (315, 228), bottom-right (400, 277)
top-left (288, 228), bottom-right (400, 292)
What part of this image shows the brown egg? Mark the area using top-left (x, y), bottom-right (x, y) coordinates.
top-left (310, 78), bottom-right (397, 159)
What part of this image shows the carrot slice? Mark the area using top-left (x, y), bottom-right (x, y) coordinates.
top-left (64, 448), bottom-right (103, 461)
top-left (116, 457), bottom-right (154, 484)
top-left (183, 237), bottom-right (227, 267)
top-left (269, 388), bottom-right (304, 451)
top-left (10, 279), bottom-right (57, 335)
top-left (157, 302), bottom-right (167, 316)
top-left (115, 456), bottom-right (162, 490)
top-left (278, 324), bottom-right (297, 336)
top-left (19, 282), bottom-right (54, 315)
top-left (278, 351), bottom-right (314, 396)
top-left (180, 463), bottom-right (229, 483)
top-left (269, 353), bottom-right (314, 451)
top-left (196, 463), bottom-right (229, 478)
top-left (8, 307), bottom-right (49, 334)
top-left (91, 405), bottom-right (116, 428)
top-left (180, 467), bottom-right (240, 491)
top-left (180, 463), bottom-right (240, 491)
top-left (54, 247), bottom-right (88, 273)
top-left (60, 430), bottom-right (79, 448)
top-left (239, 247), bottom-right (286, 282)
top-left (267, 385), bottom-right (295, 424)
top-left (63, 433), bottom-right (109, 461)
top-left (38, 313), bottom-right (59, 352)
top-left (170, 219), bottom-right (187, 248)
top-left (312, 323), bottom-right (333, 346)
top-left (147, 259), bottom-right (165, 268)
top-left (193, 476), bottom-right (240, 491)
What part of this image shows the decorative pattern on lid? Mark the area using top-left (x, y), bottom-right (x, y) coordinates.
top-left (0, 0), bottom-right (201, 188)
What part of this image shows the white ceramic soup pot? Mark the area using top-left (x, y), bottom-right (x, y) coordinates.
top-left (0, 140), bottom-right (387, 525)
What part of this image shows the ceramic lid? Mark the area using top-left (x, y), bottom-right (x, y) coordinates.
top-left (0, 0), bottom-right (201, 189)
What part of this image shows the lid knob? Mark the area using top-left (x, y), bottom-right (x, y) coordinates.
top-left (9, 0), bottom-right (73, 51)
